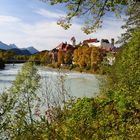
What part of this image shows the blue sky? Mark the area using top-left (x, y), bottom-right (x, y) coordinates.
top-left (0, 0), bottom-right (125, 51)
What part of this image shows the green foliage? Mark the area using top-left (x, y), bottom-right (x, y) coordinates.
top-left (118, 1), bottom-right (140, 43)
top-left (44, 94), bottom-right (140, 139)
top-left (0, 50), bottom-right (30, 64)
top-left (15, 55), bottom-right (29, 61)
top-left (99, 53), bottom-right (113, 75)
top-left (57, 98), bottom-right (98, 139)
top-left (111, 27), bottom-right (140, 93)
top-left (29, 54), bottom-right (40, 62)
top-left (40, 51), bottom-right (51, 65)
top-left (0, 50), bottom-right (15, 62)
top-left (0, 62), bottom-right (40, 139)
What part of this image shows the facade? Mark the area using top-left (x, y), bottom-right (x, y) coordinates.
top-left (83, 38), bottom-right (115, 50)
top-left (50, 42), bottom-right (75, 64)
top-left (49, 37), bottom-right (119, 66)
top-left (82, 38), bottom-right (119, 66)
top-left (56, 42), bottom-right (74, 52)
top-left (50, 48), bottom-right (58, 64)
top-left (83, 38), bottom-right (99, 47)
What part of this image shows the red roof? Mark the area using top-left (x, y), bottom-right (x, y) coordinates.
top-left (56, 42), bottom-right (66, 50)
top-left (56, 42), bottom-right (74, 51)
top-left (83, 38), bottom-right (98, 44)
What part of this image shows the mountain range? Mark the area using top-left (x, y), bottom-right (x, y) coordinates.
top-left (0, 41), bottom-right (39, 55)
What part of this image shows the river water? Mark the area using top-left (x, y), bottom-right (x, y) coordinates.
top-left (0, 64), bottom-right (100, 97)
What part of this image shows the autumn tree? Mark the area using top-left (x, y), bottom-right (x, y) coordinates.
top-left (90, 47), bottom-right (102, 71)
top-left (57, 50), bottom-right (64, 66)
top-left (40, 51), bottom-right (51, 65)
top-left (64, 50), bottom-right (72, 65)
top-left (73, 46), bottom-right (102, 71)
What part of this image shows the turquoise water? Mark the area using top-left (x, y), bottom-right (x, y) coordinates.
top-left (0, 64), bottom-right (99, 97)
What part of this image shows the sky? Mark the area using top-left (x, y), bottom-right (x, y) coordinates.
top-left (0, 0), bottom-right (125, 51)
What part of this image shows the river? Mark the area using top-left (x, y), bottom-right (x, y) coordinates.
top-left (0, 64), bottom-right (100, 97)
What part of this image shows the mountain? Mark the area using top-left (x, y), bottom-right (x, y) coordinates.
top-left (10, 48), bottom-right (31, 56)
top-left (21, 49), bottom-right (31, 55)
top-left (0, 41), bottom-right (39, 55)
top-left (0, 41), bottom-right (11, 50)
top-left (9, 44), bottom-right (18, 49)
top-left (26, 46), bottom-right (39, 54)
top-left (0, 42), bottom-right (18, 50)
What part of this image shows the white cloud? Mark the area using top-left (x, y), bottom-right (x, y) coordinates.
top-left (35, 8), bottom-right (65, 18)
top-left (0, 15), bottom-right (125, 51)
top-left (0, 15), bottom-right (21, 24)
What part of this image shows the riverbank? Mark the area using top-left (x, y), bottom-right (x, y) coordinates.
top-left (44, 64), bottom-right (103, 75)
top-left (40, 65), bottom-right (97, 75)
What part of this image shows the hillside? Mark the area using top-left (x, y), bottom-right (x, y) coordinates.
top-left (10, 48), bottom-right (31, 56)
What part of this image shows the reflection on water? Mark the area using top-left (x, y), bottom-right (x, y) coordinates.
top-left (0, 64), bottom-right (99, 97)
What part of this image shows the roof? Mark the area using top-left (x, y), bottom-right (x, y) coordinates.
top-left (56, 42), bottom-right (74, 51)
top-left (56, 42), bottom-right (66, 50)
top-left (83, 38), bottom-right (99, 44)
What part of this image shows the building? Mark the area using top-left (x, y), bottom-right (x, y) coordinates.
top-left (71, 36), bottom-right (76, 47)
top-left (49, 48), bottom-right (58, 64)
top-left (83, 38), bottom-right (99, 47)
top-left (57, 42), bottom-right (75, 64)
top-left (83, 38), bottom-right (114, 47)
top-left (56, 42), bottom-right (74, 52)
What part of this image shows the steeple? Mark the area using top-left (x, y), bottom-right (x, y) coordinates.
top-left (71, 36), bottom-right (76, 47)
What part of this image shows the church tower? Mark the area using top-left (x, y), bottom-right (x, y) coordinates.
top-left (71, 36), bottom-right (76, 47)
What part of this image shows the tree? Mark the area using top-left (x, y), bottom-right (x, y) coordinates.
top-left (40, 0), bottom-right (138, 34)
top-left (40, 51), bottom-right (51, 65)
top-left (73, 46), bottom-right (102, 71)
top-left (0, 62), bottom-right (40, 139)
top-left (57, 50), bottom-right (64, 66)
top-left (64, 50), bottom-right (72, 64)
top-left (111, 27), bottom-right (140, 94)
top-left (0, 50), bottom-right (15, 62)
top-left (90, 47), bottom-right (102, 70)
top-left (118, 1), bottom-right (140, 43)
top-left (73, 46), bottom-right (90, 68)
